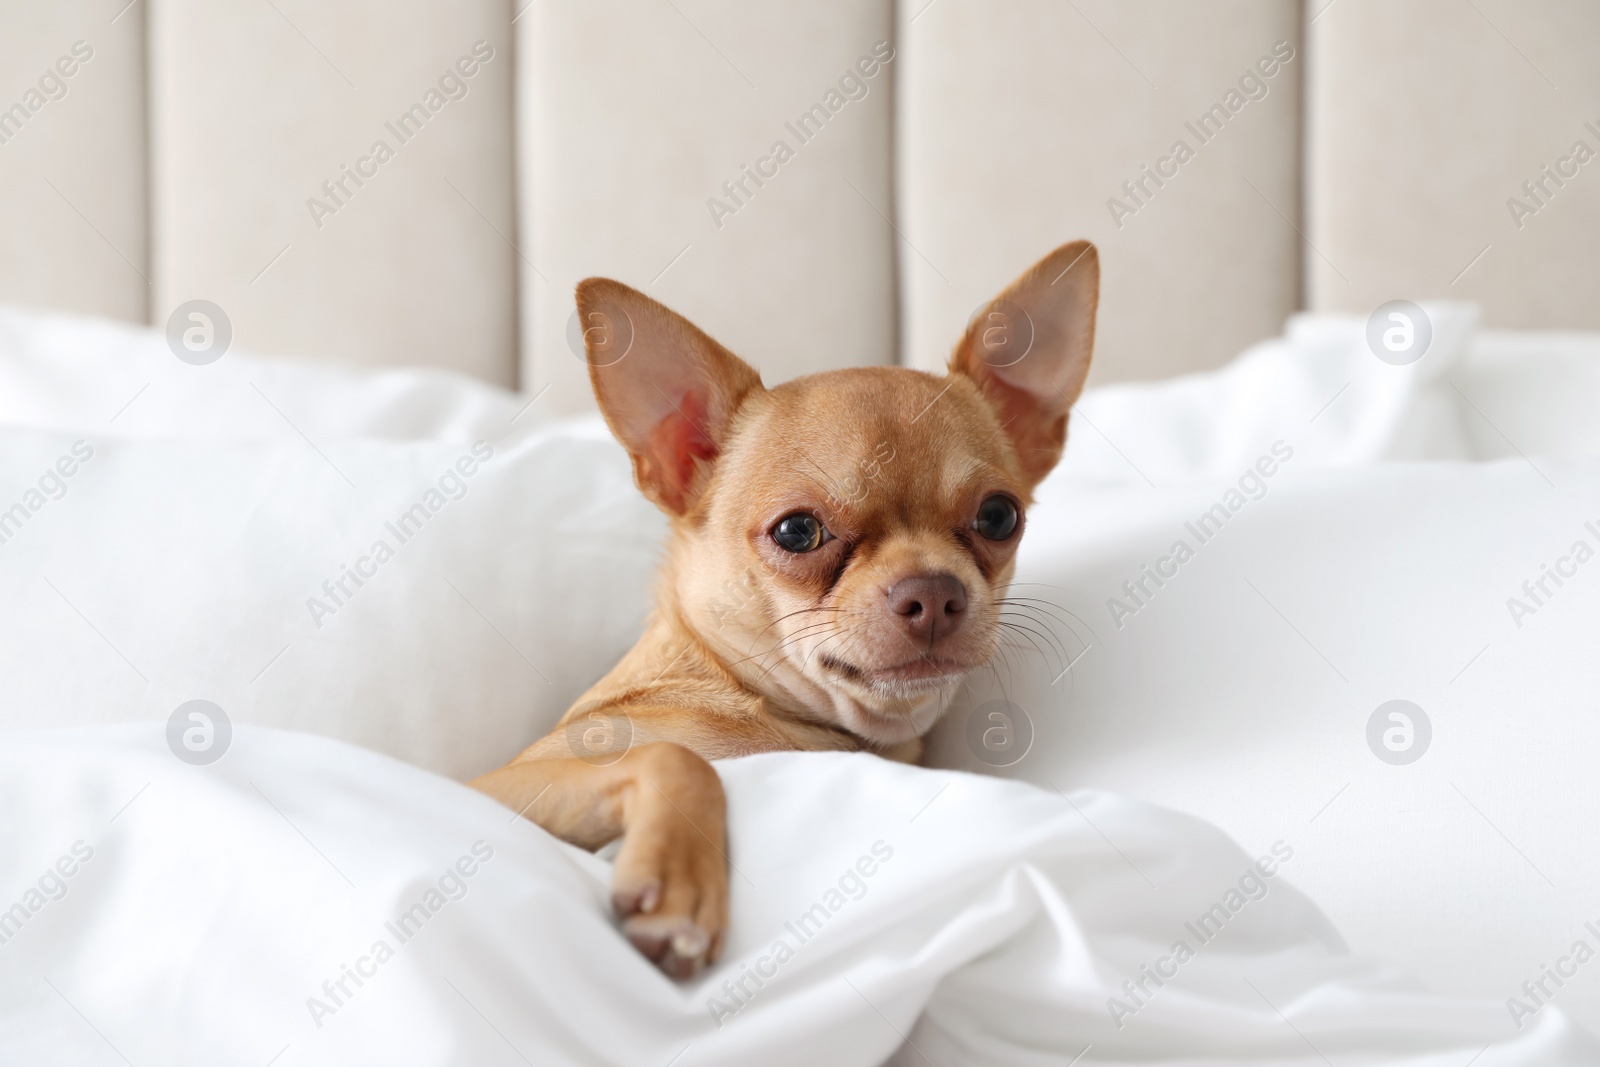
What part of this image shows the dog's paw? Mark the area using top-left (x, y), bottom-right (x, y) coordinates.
top-left (610, 744), bottom-right (729, 980)
top-left (618, 909), bottom-right (719, 980)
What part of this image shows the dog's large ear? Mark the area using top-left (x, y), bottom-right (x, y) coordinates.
top-left (950, 241), bottom-right (1098, 487)
top-left (576, 279), bottom-right (764, 516)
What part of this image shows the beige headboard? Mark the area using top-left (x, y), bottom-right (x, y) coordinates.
top-left (2, 0), bottom-right (1595, 414)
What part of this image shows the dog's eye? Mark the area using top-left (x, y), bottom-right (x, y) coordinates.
top-left (772, 513), bottom-right (828, 553)
top-left (973, 495), bottom-right (1019, 541)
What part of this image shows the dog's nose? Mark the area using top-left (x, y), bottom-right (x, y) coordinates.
top-left (887, 573), bottom-right (967, 639)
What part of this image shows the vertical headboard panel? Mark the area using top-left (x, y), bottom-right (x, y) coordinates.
top-left (896, 0), bottom-right (1305, 385)
top-left (0, 0), bottom-right (148, 325)
top-left (8, 2), bottom-right (1600, 390)
top-left (1306, 0), bottom-right (1600, 326)
top-left (518, 0), bottom-right (898, 414)
top-left (148, 0), bottom-right (517, 383)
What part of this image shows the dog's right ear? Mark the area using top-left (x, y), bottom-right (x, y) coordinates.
top-left (575, 279), bottom-right (764, 516)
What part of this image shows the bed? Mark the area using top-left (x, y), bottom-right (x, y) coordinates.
top-left (3, 302), bottom-right (1598, 1063)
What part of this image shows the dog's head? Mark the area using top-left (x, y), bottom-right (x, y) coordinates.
top-left (578, 241), bottom-right (1097, 746)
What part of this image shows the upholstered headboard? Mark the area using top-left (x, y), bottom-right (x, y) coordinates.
top-left (2, 0), bottom-right (1595, 413)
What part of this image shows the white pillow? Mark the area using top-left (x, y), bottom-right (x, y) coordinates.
top-left (925, 456), bottom-right (1600, 1030)
top-left (0, 420), bottom-right (660, 781)
top-left (0, 304), bottom-right (529, 444)
top-left (1054, 301), bottom-right (1481, 483)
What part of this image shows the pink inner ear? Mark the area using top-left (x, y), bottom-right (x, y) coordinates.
top-left (647, 390), bottom-right (718, 512)
top-left (975, 366), bottom-right (1069, 484)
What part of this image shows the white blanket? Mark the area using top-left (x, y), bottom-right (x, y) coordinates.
top-left (8, 300), bottom-right (1600, 1059)
top-left (1, 726), bottom-right (1592, 1066)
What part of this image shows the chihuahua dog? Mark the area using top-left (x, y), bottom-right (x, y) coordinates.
top-left (471, 240), bottom-right (1098, 979)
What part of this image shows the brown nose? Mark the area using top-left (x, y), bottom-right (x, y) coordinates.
top-left (887, 573), bottom-right (967, 640)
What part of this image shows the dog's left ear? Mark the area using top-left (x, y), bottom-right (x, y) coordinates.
top-left (576, 278), bottom-right (764, 516)
top-left (950, 240), bottom-right (1098, 487)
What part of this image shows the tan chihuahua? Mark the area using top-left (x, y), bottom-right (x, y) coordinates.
top-left (471, 240), bottom-right (1098, 979)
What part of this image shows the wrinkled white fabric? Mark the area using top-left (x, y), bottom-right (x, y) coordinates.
top-left (7, 303), bottom-right (1600, 1059)
top-left (0, 422), bottom-right (662, 781)
top-left (1058, 303), bottom-right (1600, 482)
top-left (0, 305), bottom-right (529, 444)
top-left (9, 300), bottom-right (1600, 467)
top-left (932, 457), bottom-right (1600, 1031)
top-left (1, 727), bottom-right (1591, 1066)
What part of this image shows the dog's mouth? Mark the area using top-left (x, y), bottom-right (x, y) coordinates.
top-left (818, 652), bottom-right (972, 692)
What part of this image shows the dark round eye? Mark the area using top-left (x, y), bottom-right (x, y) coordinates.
top-left (772, 513), bottom-right (827, 553)
top-left (973, 495), bottom-right (1019, 541)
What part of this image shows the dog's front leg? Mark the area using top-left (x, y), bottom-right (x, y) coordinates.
top-left (469, 742), bottom-right (728, 979)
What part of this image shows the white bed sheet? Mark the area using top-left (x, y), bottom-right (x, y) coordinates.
top-left (6, 299), bottom-right (1600, 1055)
top-left (1, 726), bottom-right (1590, 1066)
